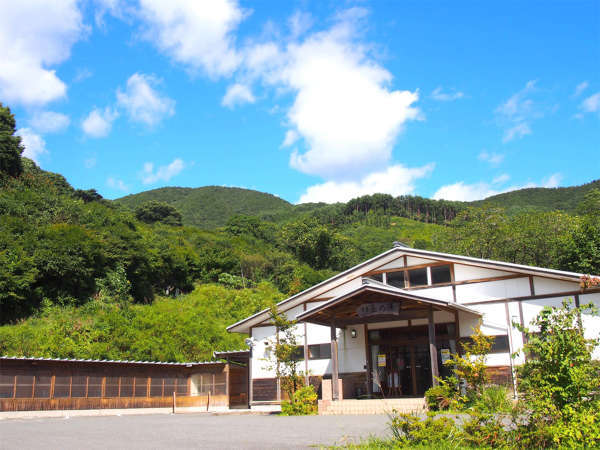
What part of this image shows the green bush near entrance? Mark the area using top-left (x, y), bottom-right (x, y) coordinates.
top-left (280, 385), bottom-right (318, 416)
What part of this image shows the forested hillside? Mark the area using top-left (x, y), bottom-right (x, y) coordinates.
top-left (0, 102), bottom-right (599, 362)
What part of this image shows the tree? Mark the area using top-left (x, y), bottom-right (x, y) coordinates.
top-left (266, 305), bottom-right (304, 400)
top-left (0, 103), bottom-right (24, 178)
top-left (576, 188), bottom-right (600, 217)
top-left (135, 201), bottom-right (183, 226)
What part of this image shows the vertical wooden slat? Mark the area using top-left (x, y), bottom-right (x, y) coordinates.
top-left (528, 276), bottom-right (535, 295)
top-left (303, 303), bottom-right (309, 386)
top-left (12, 374), bottom-right (17, 399)
top-left (504, 301), bottom-right (517, 397)
top-left (428, 307), bottom-right (439, 386)
top-left (69, 374), bottom-right (72, 398)
top-left (248, 326), bottom-right (253, 406)
top-left (117, 376), bottom-right (121, 398)
top-left (31, 373), bottom-right (36, 398)
top-left (146, 376), bottom-right (151, 398)
top-left (85, 375), bottom-right (89, 398)
top-left (50, 375), bottom-right (56, 399)
top-left (410, 346), bottom-right (417, 396)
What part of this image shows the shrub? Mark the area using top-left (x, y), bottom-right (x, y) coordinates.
top-left (389, 412), bottom-right (466, 447)
top-left (424, 377), bottom-right (463, 411)
top-left (473, 385), bottom-right (512, 413)
top-left (280, 385), bottom-right (318, 416)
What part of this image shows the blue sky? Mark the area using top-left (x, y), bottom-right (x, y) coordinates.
top-left (2, 1), bottom-right (599, 203)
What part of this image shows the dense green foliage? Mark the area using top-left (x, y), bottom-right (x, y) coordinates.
top-left (135, 200), bottom-right (183, 226)
top-left (280, 385), bottom-right (318, 416)
top-left (116, 186), bottom-right (293, 229)
top-left (0, 103), bottom-right (23, 179)
top-left (0, 283), bottom-right (281, 361)
top-left (474, 179), bottom-right (600, 214)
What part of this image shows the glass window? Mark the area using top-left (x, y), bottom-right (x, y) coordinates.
top-left (87, 376), bottom-right (103, 398)
top-left (34, 375), bottom-right (52, 398)
top-left (70, 376), bottom-right (87, 398)
top-left (134, 377), bottom-right (148, 397)
top-left (119, 377), bottom-right (133, 397)
top-left (149, 378), bottom-right (163, 397)
top-left (53, 375), bottom-right (71, 398)
top-left (308, 343), bottom-right (331, 360)
top-left (105, 377), bottom-right (120, 397)
top-left (408, 268), bottom-right (428, 286)
top-left (386, 271), bottom-right (405, 288)
top-left (14, 375), bottom-right (34, 398)
top-left (431, 265), bottom-right (452, 284)
top-left (367, 273), bottom-right (383, 282)
top-left (460, 335), bottom-right (510, 354)
top-left (176, 376), bottom-right (188, 395)
top-left (0, 374), bottom-right (15, 398)
top-left (163, 377), bottom-right (176, 396)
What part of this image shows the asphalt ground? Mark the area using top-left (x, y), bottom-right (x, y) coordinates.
top-left (0, 413), bottom-right (390, 449)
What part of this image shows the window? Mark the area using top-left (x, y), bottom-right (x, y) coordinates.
top-left (119, 377), bottom-right (133, 397)
top-left (308, 343), bottom-right (331, 360)
top-left (0, 374), bottom-right (14, 398)
top-left (367, 273), bottom-right (383, 282)
top-left (134, 377), bottom-right (148, 397)
top-left (408, 268), bottom-right (428, 286)
top-left (149, 378), bottom-right (164, 397)
top-left (105, 377), bottom-right (120, 397)
top-left (176, 376), bottom-right (188, 395)
top-left (87, 376), bottom-right (103, 398)
top-left (386, 271), bottom-right (405, 288)
top-left (70, 376), bottom-right (87, 398)
top-left (431, 265), bottom-right (452, 284)
top-left (460, 335), bottom-right (510, 354)
top-left (34, 375), bottom-right (52, 398)
top-left (14, 375), bottom-right (34, 398)
top-left (163, 377), bottom-right (176, 396)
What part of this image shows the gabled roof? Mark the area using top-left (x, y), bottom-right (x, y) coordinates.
top-left (0, 355), bottom-right (222, 367)
top-left (296, 279), bottom-right (481, 326)
top-left (227, 245), bottom-right (590, 334)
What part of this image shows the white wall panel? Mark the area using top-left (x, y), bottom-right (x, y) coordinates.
top-left (486, 352), bottom-right (512, 367)
top-left (507, 301), bottom-right (525, 364)
top-left (406, 256), bottom-right (437, 266)
top-left (456, 277), bottom-right (530, 302)
top-left (581, 293), bottom-right (600, 359)
top-left (373, 256), bottom-right (405, 271)
top-left (251, 326), bottom-right (277, 378)
top-left (532, 277), bottom-right (579, 295)
top-left (305, 323), bottom-right (331, 345)
top-left (521, 297), bottom-right (565, 329)
top-left (453, 264), bottom-right (513, 282)
top-left (416, 286), bottom-right (453, 301)
top-left (314, 277), bottom-right (363, 300)
top-left (339, 325), bottom-right (367, 373)
top-left (368, 320), bottom-right (409, 330)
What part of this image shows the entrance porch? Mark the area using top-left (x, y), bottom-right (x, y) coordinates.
top-left (297, 280), bottom-right (481, 403)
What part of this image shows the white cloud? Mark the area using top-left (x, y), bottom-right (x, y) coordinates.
top-left (281, 130), bottom-right (299, 147)
top-left (137, 0), bottom-right (245, 77)
top-left (502, 123), bottom-right (531, 143)
top-left (141, 158), bottom-right (185, 184)
top-left (116, 73), bottom-right (175, 126)
top-left (84, 156), bottom-right (97, 168)
top-left (222, 83), bottom-right (255, 108)
top-left (247, 14), bottom-right (421, 180)
top-left (433, 172), bottom-right (563, 201)
top-left (82, 107), bottom-right (119, 138)
top-left (107, 177), bottom-right (129, 192)
top-left (573, 81), bottom-right (589, 98)
top-left (298, 163), bottom-right (434, 204)
top-left (29, 111), bottom-right (70, 133)
top-left (580, 92), bottom-right (600, 113)
top-left (478, 150), bottom-right (504, 166)
top-left (430, 86), bottom-right (464, 101)
top-left (0, 0), bottom-right (86, 106)
top-left (288, 11), bottom-right (313, 39)
top-left (492, 173), bottom-right (510, 184)
top-left (16, 128), bottom-right (47, 163)
top-left (495, 80), bottom-right (539, 143)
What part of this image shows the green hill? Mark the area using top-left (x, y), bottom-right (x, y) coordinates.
top-left (116, 186), bottom-right (295, 229)
top-left (473, 179), bottom-right (600, 214)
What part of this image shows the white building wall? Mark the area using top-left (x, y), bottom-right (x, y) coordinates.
top-left (374, 256), bottom-right (405, 271)
top-left (453, 264), bottom-right (513, 281)
top-left (314, 277), bottom-right (363, 300)
top-left (532, 277), bottom-right (579, 295)
top-left (251, 325), bottom-right (277, 379)
top-left (339, 325), bottom-right (367, 373)
top-left (416, 286), bottom-right (454, 301)
top-left (456, 277), bottom-right (531, 303)
top-left (579, 293), bottom-right (600, 359)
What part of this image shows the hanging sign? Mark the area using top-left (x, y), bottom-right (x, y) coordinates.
top-left (377, 354), bottom-right (387, 367)
top-left (357, 302), bottom-right (400, 318)
top-left (440, 348), bottom-right (451, 363)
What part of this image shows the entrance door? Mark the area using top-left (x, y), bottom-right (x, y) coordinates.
top-left (371, 343), bottom-right (432, 397)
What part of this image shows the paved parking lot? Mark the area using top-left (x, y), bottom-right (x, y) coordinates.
top-left (0, 413), bottom-right (390, 449)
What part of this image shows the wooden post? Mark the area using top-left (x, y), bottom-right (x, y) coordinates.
top-left (172, 390), bottom-right (176, 414)
top-left (330, 321), bottom-right (339, 401)
top-left (428, 307), bottom-right (439, 386)
top-left (364, 323), bottom-right (372, 397)
top-left (207, 390), bottom-right (210, 411)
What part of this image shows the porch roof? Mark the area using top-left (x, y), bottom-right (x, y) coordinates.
top-left (296, 279), bottom-right (481, 327)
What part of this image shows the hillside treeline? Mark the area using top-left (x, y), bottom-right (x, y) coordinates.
top-left (0, 101), bottom-right (598, 361)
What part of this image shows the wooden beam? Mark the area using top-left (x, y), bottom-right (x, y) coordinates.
top-left (428, 307), bottom-right (439, 386)
top-left (303, 304), bottom-right (309, 386)
top-left (330, 321), bottom-right (339, 401)
top-left (529, 276), bottom-right (535, 295)
top-left (364, 323), bottom-right (372, 397)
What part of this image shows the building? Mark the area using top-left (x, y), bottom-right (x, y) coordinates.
top-left (0, 354), bottom-right (248, 412)
top-left (227, 243), bottom-right (600, 409)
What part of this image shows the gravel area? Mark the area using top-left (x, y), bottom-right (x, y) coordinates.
top-left (0, 413), bottom-right (391, 449)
